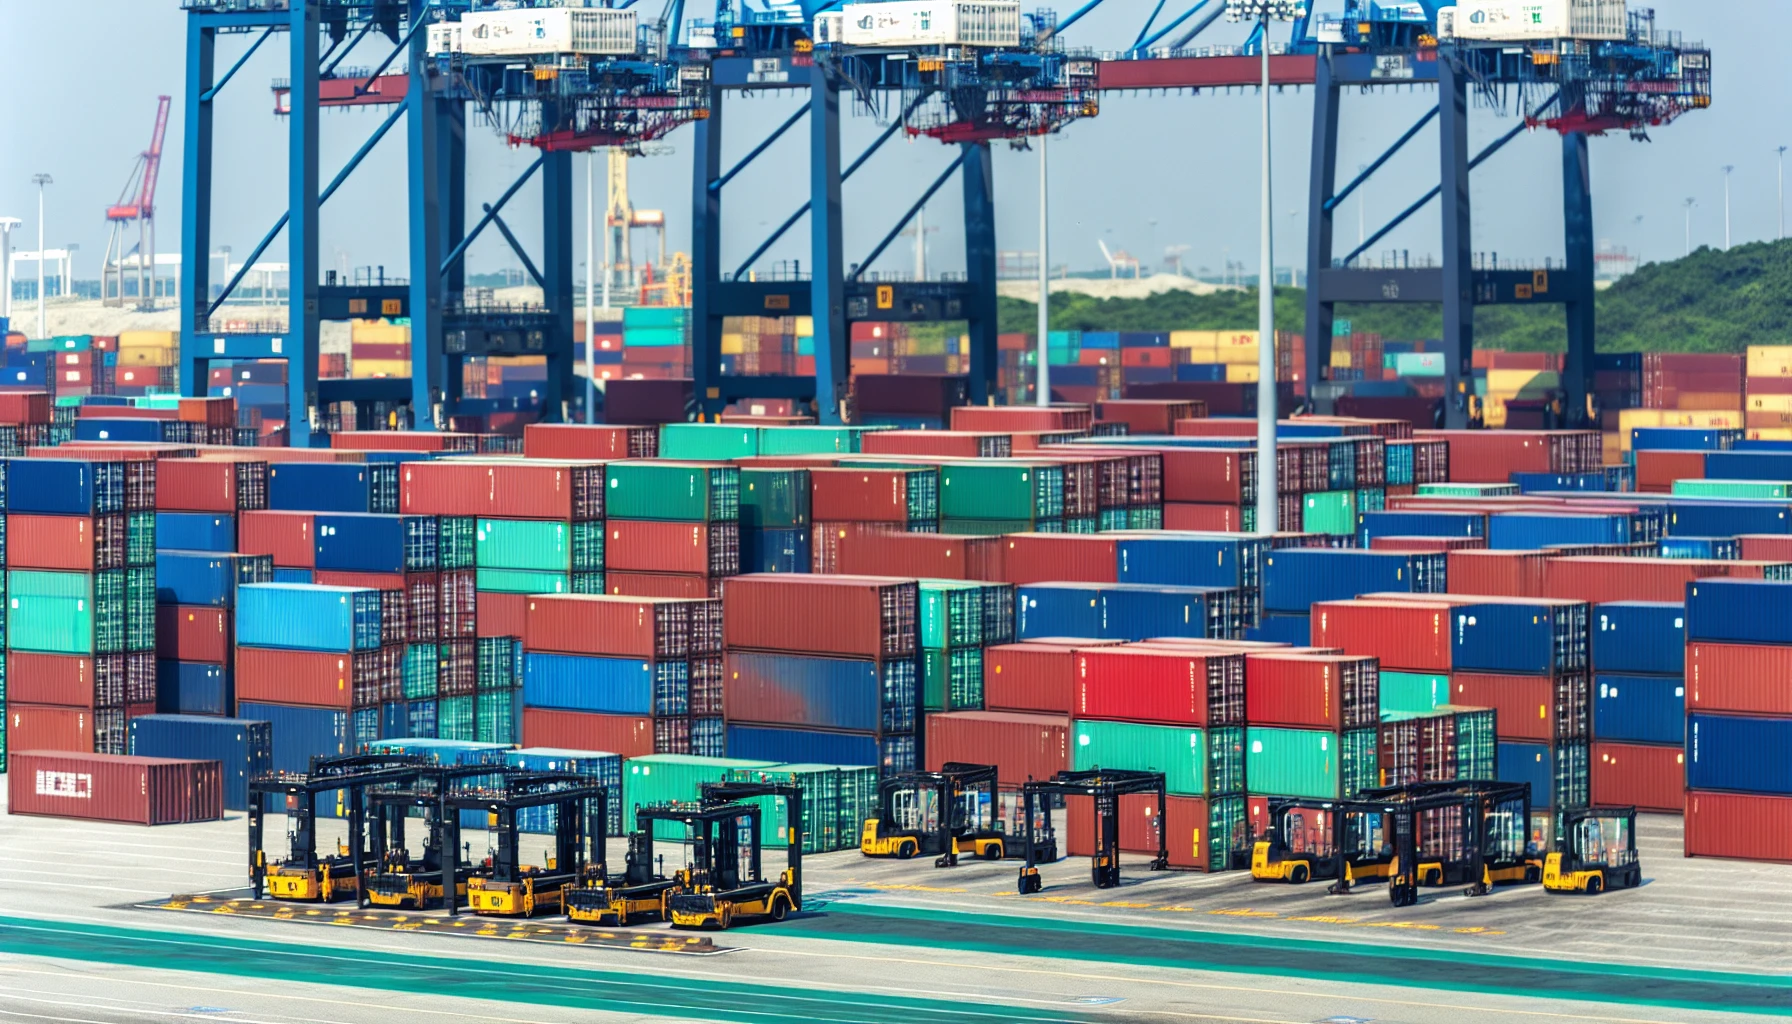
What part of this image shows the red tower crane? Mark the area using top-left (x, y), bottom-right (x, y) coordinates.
top-left (103, 96), bottom-right (172, 310)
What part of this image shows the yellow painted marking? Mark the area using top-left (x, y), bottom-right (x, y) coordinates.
top-left (1099, 901), bottom-right (1156, 909)
top-left (863, 883), bottom-right (968, 894)
top-left (1209, 908), bottom-right (1280, 918)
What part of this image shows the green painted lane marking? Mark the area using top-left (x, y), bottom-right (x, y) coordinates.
top-left (0, 915), bottom-right (1098, 1024)
top-left (786, 902), bottom-right (1792, 1017)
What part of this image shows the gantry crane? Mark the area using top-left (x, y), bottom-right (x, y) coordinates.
top-left (103, 96), bottom-right (171, 311)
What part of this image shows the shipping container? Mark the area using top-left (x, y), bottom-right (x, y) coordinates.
top-left (605, 463), bottom-right (739, 522)
top-left (1114, 534), bottom-right (1260, 591)
top-left (1688, 714), bottom-right (1792, 795)
top-left (235, 646), bottom-right (397, 710)
top-left (1245, 654), bottom-right (1380, 731)
top-left (127, 715), bottom-right (271, 811)
top-left (624, 754), bottom-right (778, 841)
top-left (7, 704), bottom-right (100, 754)
top-left (237, 510), bottom-right (315, 567)
top-left (1592, 601), bottom-right (1686, 674)
top-left (1245, 726), bottom-right (1378, 800)
top-left (1686, 642), bottom-right (1792, 716)
top-left (810, 468), bottom-right (936, 525)
top-left (522, 652), bottom-right (683, 716)
top-left (1594, 673), bottom-right (1685, 745)
top-left (1017, 582), bottom-right (1237, 642)
top-left (8, 569), bottom-right (126, 655)
top-left (475, 518), bottom-right (602, 573)
top-left (1686, 579), bottom-right (1792, 645)
top-left (1072, 647), bottom-right (1245, 728)
top-left (314, 514), bottom-right (439, 574)
top-left (507, 747), bottom-right (625, 836)
top-left (1453, 671), bottom-right (1591, 742)
top-left (523, 423), bottom-right (657, 460)
top-left (6, 751), bottom-right (223, 824)
top-left (155, 512), bottom-right (235, 553)
top-left (156, 458), bottom-right (268, 513)
top-left (7, 514), bottom-right (128, 572)
top-left (523, 594), bottom-right (722, 659)
top-left (1311, 600), bottom-right (1452, 671)
top-left (1379, 670), bottom-right (1449, 715)
top-left (233, 701), bottom-right (359, 772)
top-left (605, 520), bottom-right (733, 576)
top-left (1450, 600), bottom-right (1590, 675)
top-left (723, 650), bottom-right (916, 734)
top-left (1379, 705), bottom-right (1497, 786)
top-left (235, 584), bottom-right (382, 652)
top-left (997, 534), bottom-right (1118, 586)
top-left (6, 458), bottom-right (127, 516)
top-left (723, 574), bottom-right (917, 659)
top-left (401, 460), bottom-right (606, 521)
top-left (1591, 741), bottom-right (1684, 814)
top-left (1685, 791), bottom-right (1792, 863)
top-left (521, 708), bottom-right (655, 757)
top-left (155, 551), bottom-right (274, 608)
top-left (925, 710), bottom-right (1069, 788)
top-left (1262, 549), bottom-right (1444, 613)
top-left (1064, 792), bottom-right (1248, 871)
top-left (268, 463), bottom-right (398, 514)
top-left (1071, 718), bottom-right (1244, 796)
top-left (724, 725), bottom-right (911, 774)
top-left (154, 661), bottom-right (230, 716)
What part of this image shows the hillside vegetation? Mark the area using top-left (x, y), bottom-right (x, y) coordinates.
top-left (995, 239), bottom-right (1792, 352)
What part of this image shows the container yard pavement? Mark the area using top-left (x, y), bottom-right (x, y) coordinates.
top-left (0, 792), bottom-right (1788, 1024)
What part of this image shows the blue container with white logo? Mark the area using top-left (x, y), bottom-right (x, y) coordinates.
top-left (1592, 601), bottom-right (1685, 675)
top-left (1451, 600), bottom-right (1590, 674)
top-left (156, 512), bottom-right (236, 553)
top-left (268, 463), bottom-right (399, 514)
top-left (154, 660), bottom-right (232, 716)
top-left (314, 513), bottom-right (440, 574)
top-left (1261, 549), bottom-right (1444, 613)
top-left (156, 550), bottom-right (275, 607)
top-left (1594, 674), bottom-right (1685, 745)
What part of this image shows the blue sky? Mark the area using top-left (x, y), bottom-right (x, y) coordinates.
top-left (0, 1), bottom-right (1777, 287)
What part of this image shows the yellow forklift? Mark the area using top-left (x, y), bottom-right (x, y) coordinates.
top-left (1017, 769), bottom-right (1168, 894)
top-left (1545, 806), bottom-right (1641, 895)
top-left (361, 763), bottom-right (506, 910)
top-left (443, 772), bottom-right (609, 918)
top-left (1250, 796), bottom-right (1396, 892)
top-left (1371, 780), bottom-right (1543, 908)
top-left (565, 810), bottom-right (687, 927)
top-left (861, 762), bottom-right (1007, 866)
top-left (660, 780), bottom-right (804, 930)
top-left (247, 753), bottom-right (429, 903)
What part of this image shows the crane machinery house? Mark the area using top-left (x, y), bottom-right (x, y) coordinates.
top-left (1445, 0), bottom-right (1629, 42)
top-left (455, 7), bottom-right (640, 57)
top-left (833, 1), bottom-right (1022, 48)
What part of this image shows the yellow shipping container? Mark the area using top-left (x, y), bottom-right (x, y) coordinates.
top-left (1330, 351), bottom-right (1352, 369)
top-left (115, 346), bottom-right (177, 367)
top-left (1674, 391), bottom-right (1743, 412)
top-left (1217, 331), bottom-right (1258, 348)
top-left (721, 334), bottom-right (746, 355)
top-left (1170, 330), bottom-right (1217, 350)
top-left (1217, 344), bottom-right (1261, 365)
top-left (1225, 364), bottom-right (1260, 383)
top-left (1747, 346), bottom-right (1792, 378)
top-left (1486, 369), bottom-right (1559, 394)
top-left (1747, 393), bottom-right (1792, 413)
top-left (117, 330), bottom-right (177, 350)
top-left (350, 359), bottom-right (410, 378)
top-left (1483, 398), bottom-right (1507, 429)
top-left (1748, 428), bottom-right (1792, 441)
top-left (1602, 432), bottom-right (1624, 463)
top-left (350, 320), bottom-right (409, 346)
top-left (795, 316), bottom-right (814, 337)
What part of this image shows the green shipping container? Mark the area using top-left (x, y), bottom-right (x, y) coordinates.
top-left (1442, 704), bottom-right (1498, 782)
top-left (622, 307), bottom-right (688, 330)
top-left (475, 689), bottom-right (520, 745)
top-left (437, 696), bottom-right (476, 741)
top-left (475, 519), bottom-right (602, 573)
top-left (474, 568), bottom-right (570, 594)
top-left (758, 426), bottom-right (867, 456)
top-left (1245, 726), bottom-right (1378, 800)
top-left (724, 764), bottom-right (842, 853)
top-left (1355, 488), bottom-right (1386, 514)
top-left (127, 566), bottom-right (156, 651)
top-left (741, 468), bottom-right (811, 529)
top-left (660, 424), bottom-right (761, 461)
top-left (1672, 479), bottom-right (1792, 499)
top-left (440, 517), bottom-right (478, 570)
top-left (922, 646), bottom-right (984, 712)
top-left (404, 644), bottom-right (440, 699)
top-left (1380, 671), bottom-right (1449, 715)
top-left (919, 581), bottom-right (984, 648)
top-left (8, 569), bottom-right (125, 655)
top-left (625, 754), bottom-right (778, 842)
top-left (837, 765), bottom-right (877, 850)
top-left (606, 463), bottom-right (740, 522)
top-left (940, 462), bottom-right (1065, 521)
top-left (623, 328), bottom-right (687, 348)
top-left (1071, 720), bottom-right (1244, 796)
top-left (1416, 482), bottom-right (1519, 498)
top-left (127, 511), bottom-right (156, 567)
top-left (1301, 491), bottom-right (1356, 536)
top-left (1126, 506), bottom-right (1164, 530)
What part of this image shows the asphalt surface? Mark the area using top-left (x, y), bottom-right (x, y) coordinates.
top-left (1, 789), bottom-right (1788, 1024)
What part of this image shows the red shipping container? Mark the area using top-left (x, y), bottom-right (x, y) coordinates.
top-left (477, 591), bottom-right (529, 638)
top-left (8, 653), bottom-right (127, 708)
top-left (1000, 534), bottom-right (1118, 586)
top-left (1163, 503), bottom-right (1244, 532)
top-left (523, 423), bottom-right (657, 460)
top-left (1117, 348), bottom-right (1175, 370)
top-left (606, 571), bottom-right (721, 600)
top-left (178, 396), bottom-right (237, 427)
top-left (402, 460), bottom-right (605, 520)
top-left (60, 367), bottom-right (92, 387)
top-left (1311, 600), bottom-right (1452, 672)
top-left (984, 643), bottom-right (1083, 715)
top-left (811, 468), bottom-right (926, 522)
top-left (1372, 535), bottom-right (1487, 553)
top-left (7, 751), bottom-right (223, 825)
top-left (818, 526), bottom-right (1002, 580)
top-left (1074, 648), bottom-right (1245, 727)
top-left (1065, 794), bottom-right (1232, 871)
top-left (156, 605), bottom-right (232, 664)
top-left (860, 431), bottom-right (1011, 459)
top-left (1173, 419), bottom-right (1256, 438)
top-left (1095, 399), bottom-right (1196, 434)
top-left (157, 458), bottom-right (266, 513)
top-left (236, 647), bottom-right (393, 709)
top-left (1076, 349), bottom-right (1117, 366)
top-left (950, 405), bottom-right (1093, 433)
top-left (1544, 557), bottom-right (1767, 605)
top-left (1413, 429), bottom-right (1601, 481)
top-left (724, 574), bottom-right (915, 658)
top-left (926, 711), bottom-right (1069, 789)
top-left (1634, 450), bottom-right (1710, 493)
top-left (522, 709), bottom-right (657, 757)
top-left (1738, 535), bottom-right (1792, 561)
top-left (1244, 654), bottom-right (1380, 731)
top-left (0, 391), bottom-right (52, 425)
top-left (6, 514), bottom-right (124, 571)
top-left (525, 593), bottom-right (716, 658)
top-left (1685, 791), bottom-right (1792, 863)
top-left (1156, 449), bottom-right (1251, 504)
top-left (330, 431), bottom-right (476, 452)
top-left (348, 343), bottom-right (411, 362)
top-left (607, 520), bottom-right (729, 575)
top-left (238, 510), bottom-right (315, 567)
top-left (1686, 642), bottom-right (1792, 716)
top-left (7, 705), bottom-right (95, 753)
top-left (1448, 550), bottom-right (1551, 598)
top-left (1450, 672), bottom-right (1581, 742)
top-left (1592, 742), bottom-right (1683, 814)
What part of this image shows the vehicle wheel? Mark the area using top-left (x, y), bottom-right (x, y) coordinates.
top-left (982, 844), bottom-right (1002, 861)
top-left (1019, 872), bottom-right (1042, 895)
top-left (1290, 864), bottom-right (1310, 885)
top-left (896, 842), bottom-right (916, 860)
top-left (770, 898), bottom-right (789, 922)
top-left (1586, 876), bottom-right (1604, 896)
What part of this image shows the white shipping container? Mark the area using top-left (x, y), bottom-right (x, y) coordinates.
top-left (813, 12), bottom-right (845, 45)
top-left (1452, 0), bottom-right (1626, 42)
top-left (458, 8), bottom-right (639, 57)
top-left (426, 23), bottom-right (463, 55)
top-left (837, 0), bottom-right (1021, 48)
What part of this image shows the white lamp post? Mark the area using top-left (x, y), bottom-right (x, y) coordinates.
top-left (31, 174), bottom-right (51, 338)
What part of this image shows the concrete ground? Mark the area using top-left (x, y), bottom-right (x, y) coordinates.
top-left (1, 786), bottom-right (1787, 1024)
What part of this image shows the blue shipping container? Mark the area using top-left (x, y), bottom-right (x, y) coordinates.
top-left (236, 584), bottom-right (383, 652)
top-left (238, 701), bottom-right (354, 773)
top-left (1592, 602), bottom-right (1686, 675)
top-left (1356, 510), bottom-right (1485, 545)
top-left (508, 748), bottom-right (624, 836)
top-left (1016, 583), bottom-right (1221, 642)
top-left (314, 514), bottom-right (440, 574)
top-left (1687, 714), bottom-right (1792, 795)
top-left (1511, 472), bottom-right (1608, 494)
top-left (725, 724), bottom-right (909, 774)
top-left (1702, 450), bottom-right (1792, 480)
top-left (1594, 673), bottom-right (1685, 746)
top-left (128, 714), bottom-right (273, 811)
top-left (724, 651), bottom-right (916, 734)
top-left (273, 567), bottom-right (314, 584)
top-left (74, 418), bottom-right (164, 443)
top-left (1116, 534), bottom-right (1261, 590)
top-left (522, 652), bottom-right (683, 716)
top-left (1632, 428), bottom-right (1738, 452)
top-left (155, 660), bottom-right (231, 716)
top-left (1658, 536), bottom-right (1737, 560)
top-left (742, 527), bottom-right (812, 575)
top-left (1488, 512), bottom-right (1629, 548)
top-left (1497, 740), bottom-right (1552, 807)
top-left (1667, 500), bottom-right (1792, 537)
top-left (155, 513), bottom-right (236, 553)
top-left (6, 458), bottom-right (125, 516)
top-left (156, 550), bottom-right (274, 607)
top-left (1686, 579), bottom-right (1792, 645)
top-left (1248, 612), bottom-right (1311, 645)
top-left (1451, 601), bottom-right (1590, 674)
top-left (1261, 549), bottom-right (1444, 614)
top-left (268, 463), bottom-right (399, 514)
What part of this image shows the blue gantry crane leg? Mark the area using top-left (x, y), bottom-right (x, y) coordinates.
top-left (810, 63), bottom-right (848, 425)
top-left (1438, 54), bottom-right (1473, 429)
top-left (1562, 131), bottom-right (1595, 427)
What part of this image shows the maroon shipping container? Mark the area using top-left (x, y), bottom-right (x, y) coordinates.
top-left (1066, 794), bottom-right (1232, 871)
top-left (1592, 742), bottom-right (1683, 814)
top-left (440, 569), bottom-right (477, 638)
top-left (238, 510), bottom-right (315, 567)
top-left (6, 514), bottom-right (126, 571)
top-left (1244, 654), bottom-right (1380, 731)
top-left (1095, 399), bottom-right (1201, 436)
top-left (235, 646), bottom-right (395, 709)
top-left (522, 423), bottom-right (655, 460)
top-left (156, 458), bottom-right (267, 512)
top-left (7, 705), bottom-right (96, 753)
top-left (1163, 503), bottom-right (1245, 532)
top-left (156, 605), bottom-right (232, 663)
top-left (1447, 550), bottom-right (1550, 598)
top-left (1000, 534), bottom-right (1118, 586)
top-left (1311, 600), bottom-right (1451, 672)
top-left (1174, 419), bottom-right (1255, 438)
top-left (330, 431), bottom-right (476, 453)
top-left (1633, 450), bottom-right (1708, 493)
top-left (1543, 557), bottom-right (1779, 605)
top-left (8, 653), bottom-right (132, 708)
top-left (401, 461), bottom-right (605, 521)
top-left (811, 468), bottom-right (927, 523)
top-left (476, 591), bottom-right (528, 638)
top-left (984, 643), bottom-right (1084, 715)
top-left (8, 751), bottom-right (223, 825)
top-left (950, 405), bottom-right (1092, 433)
top-left (860, 431), bottom-right (1012, 459)
top-left (723, 574), bottom-right (917, 658)
top-left (607, 520), bottom-right (734, 576)
top-left (854, 374), bottom-right (968, 417)
top-left (605, 572), bottom-right (722, 601)
top-left (815, 525), bottom-right (1002, 580)
top-left (521, 708), bottom-right (656, 757)
top-left (604, 378), bottom-right (695, 426)
top-left (0, 391), bottom-right (53, 425)
top-left (1686, 791), bottom-right (1792, 862)
top-left (926, 711), bottom-right (1070, 789)
top-left (1738, 535), bottom-right (1792, 561)
top-left (1073, 648), bottom-right (1246, 727)
top-left (1155, 448), bottom-right (1252, 504)
top-left (1414, 429), bottom-right (1602, 481)
top-left (525, 593), bottom-right (719, 659)
top-left (1686, 642), bottom-right (1792, 716)
top-left (178, 396), bottom-right (237, 427)
top-left (1451, 671), bottom-right (1589, 742)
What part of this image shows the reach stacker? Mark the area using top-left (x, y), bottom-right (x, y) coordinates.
top-left (861, 762), bottom-right (1007, 866)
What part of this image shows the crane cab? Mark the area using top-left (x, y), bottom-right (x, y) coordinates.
top-left (1545, 807), bottom-right (1641, 895)
top-left (861, 763), bottom-right (1006, 866)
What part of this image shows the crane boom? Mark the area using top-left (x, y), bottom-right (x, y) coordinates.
top-left (107, 96), bottom-right (171, 222)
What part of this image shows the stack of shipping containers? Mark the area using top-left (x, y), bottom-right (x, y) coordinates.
top-left (603, 461), bottom-right (739, 599)
top-left (1590, 602), bottom-right (1688, 813)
